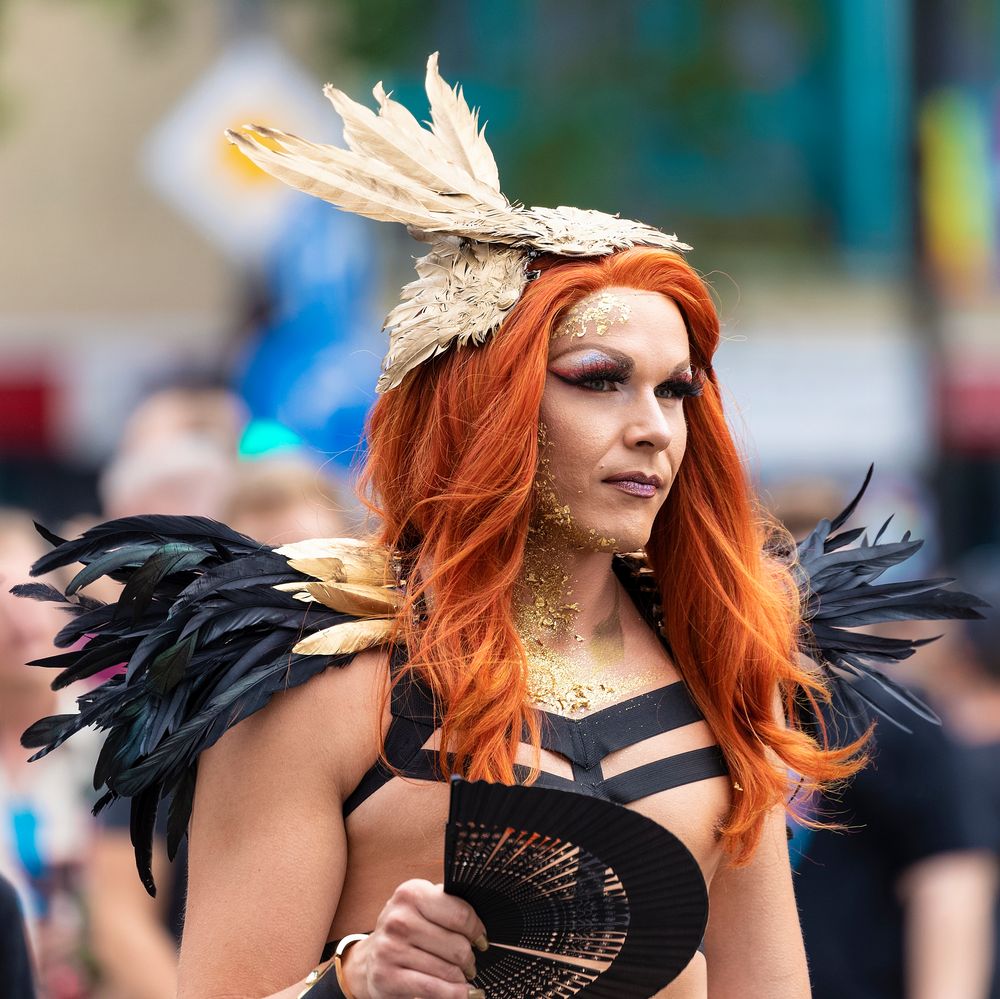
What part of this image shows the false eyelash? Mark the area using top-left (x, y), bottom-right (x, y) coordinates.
top-left (570, 359), bottom-right (631, 382)
top-left (560, 365), bottom-right (705, 399)
top-left (660, 370), bottom-right (704, 399)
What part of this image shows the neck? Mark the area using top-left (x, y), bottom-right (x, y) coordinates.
top-left (517, 520), bottom-right (632, 712)
top-left (518, 540), bottom-right (620, 645)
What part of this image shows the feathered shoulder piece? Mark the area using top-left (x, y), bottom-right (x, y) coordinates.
top-left (788, 468), bottom-right (985, 735)
top-left (225, 53), bottom-right (689, 392)
top-left (14, 516), bottom-right (400, 894)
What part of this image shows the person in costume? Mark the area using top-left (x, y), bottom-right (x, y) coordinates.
top-left (15, 56), bottom-right (984, 999)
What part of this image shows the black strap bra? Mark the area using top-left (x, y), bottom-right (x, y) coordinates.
top-left (328, 649), bottom-right (725, 964)
top-left (343, 644), bottom-right (729, 818)
top-left (330, 562), bottom-right (727, 963)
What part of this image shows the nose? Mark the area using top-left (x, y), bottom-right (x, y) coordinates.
top-left (622, 389), bottom-right (675, 452)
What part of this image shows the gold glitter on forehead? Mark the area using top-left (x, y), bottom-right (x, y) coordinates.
top-left (554, 291), bottom-right (632, 339)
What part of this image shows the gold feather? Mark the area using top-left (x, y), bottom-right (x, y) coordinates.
top-left (225, 52), bottom-right (692, 394)
top-left (293, 617), bottom-right (395, 656)
top-left (276, 538), bottom-right (391, 586)
top-left (379, 240), bottom-right (527, 392)
top-left (300, 581), bottom-right (402, 617)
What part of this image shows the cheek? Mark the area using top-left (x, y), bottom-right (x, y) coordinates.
top-left (671, 411), bottom-right (689, 467)
top-left (538, 385), bottom-right (604, 466)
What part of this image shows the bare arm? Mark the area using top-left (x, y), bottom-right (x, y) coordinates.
top-left (704, 803), bottom-right (811, 998)
top-left (87, 829), bottom-right (178, 999)
top-left (899, 850), bottom-right (998, 999)
top-left (176, 651), bottom-right (485, 999)
top-left (177, 653), bottom-right (383, 998)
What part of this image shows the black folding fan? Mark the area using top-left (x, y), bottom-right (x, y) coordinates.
top-left (445, 777), bottom-right (707, 998)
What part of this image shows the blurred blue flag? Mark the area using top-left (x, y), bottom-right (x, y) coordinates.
top-left (236, 198), bottom-right (382, 469)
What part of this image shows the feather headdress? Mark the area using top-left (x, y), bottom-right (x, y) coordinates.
top-left (225, 52), bottom-right (690, 392)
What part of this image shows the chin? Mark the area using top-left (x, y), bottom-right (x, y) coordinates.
top-left (578, 518), bottom-right (654, 555)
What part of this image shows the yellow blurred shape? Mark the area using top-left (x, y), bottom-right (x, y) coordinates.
top-left (219, 118), bottom-right (284, 187)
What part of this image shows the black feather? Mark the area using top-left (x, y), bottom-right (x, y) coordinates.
top-left (10, 582), bottom-right (72, 604)
top-left (167, 767), bottom-right (197, 861)
top-left (15, 515), bottom-right (368, 894)
top-left (148, 632), bottom-right (198, 696)
top-left (793, 468), bottom-right (986, 738)
top-left (130, 786), bottom-right (160, 897)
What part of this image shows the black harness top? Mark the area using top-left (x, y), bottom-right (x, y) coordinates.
top-left (343, 647), bottom-right (730, 819)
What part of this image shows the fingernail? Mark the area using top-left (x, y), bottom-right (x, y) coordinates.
top-left (468, 990), bottom-right (485, 999)
top-left (473, 933), bottom-right (488, 952)
top-left (464, 962), bottom-right (477, 981)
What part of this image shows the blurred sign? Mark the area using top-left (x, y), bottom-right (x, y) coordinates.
top-left (142, 37), bottom-right (336, 265)
top-left (919, 89), bottom-right (997, 297)
top-left (716, 330), bottom-right (930, 474)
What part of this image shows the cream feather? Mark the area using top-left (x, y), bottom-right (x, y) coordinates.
top-left (424, 52), bottom-right (501, 193)
top-left (226, 128), bottom-right (451, 230)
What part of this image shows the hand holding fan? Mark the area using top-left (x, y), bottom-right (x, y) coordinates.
top-left (445, 777), bottom-right (707, 998)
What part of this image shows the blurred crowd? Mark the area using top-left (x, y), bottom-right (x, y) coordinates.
top-left (773, 480), bottom-right (1000, 999)
top-left (0, 390), bottom-right (998, 997)
top-left (0, 383), bottom-right (354, 998)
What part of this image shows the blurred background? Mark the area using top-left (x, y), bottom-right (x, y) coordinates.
top-left (0, 1), bottom-right (997, 997)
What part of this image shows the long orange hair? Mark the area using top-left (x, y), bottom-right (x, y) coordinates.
top-left (361, 247), bottom-right (864, 863)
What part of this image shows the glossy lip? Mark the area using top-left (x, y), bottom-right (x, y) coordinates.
top-left (603, 471), bottom-right (663, 488)
top-left (602, 471), bottom-right (663, 499)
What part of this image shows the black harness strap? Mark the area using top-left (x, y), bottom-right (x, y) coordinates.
top-left (343, 651), bottom-right (438, 819)
top-left (536, 681), bottom-right (704, 770)
top-left (601, 746), bottom-right (730, 804)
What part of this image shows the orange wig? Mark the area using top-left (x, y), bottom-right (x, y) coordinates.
top-left (361, 246), bottom-right (864, 863)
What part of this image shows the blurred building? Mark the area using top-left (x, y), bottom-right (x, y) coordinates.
top-left (0, 0), bottom-right (996, 563)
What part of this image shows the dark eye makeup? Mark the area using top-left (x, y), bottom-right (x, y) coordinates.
top-left (550, 354), bottom-right (703, 400)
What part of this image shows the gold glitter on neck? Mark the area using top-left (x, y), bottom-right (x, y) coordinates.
top-left (554, 291), bottom-right (632, 339)
top-left (517, 425), bottom-right (647, 715)
top-left (519, 445), bottom-right (581, 636)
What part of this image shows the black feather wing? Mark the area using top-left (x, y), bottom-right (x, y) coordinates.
top-left (16, 515), bottom-right (386, 895)
top-left (792, 468), bottom-right (987, 737)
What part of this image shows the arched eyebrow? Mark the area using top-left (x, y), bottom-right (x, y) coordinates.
top-left (549, 345), bottom-right (692, 378)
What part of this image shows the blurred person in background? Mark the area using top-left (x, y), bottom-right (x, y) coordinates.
top-left (0, 510), bottom-right (96, 999)
top-left (769, 479), bottom-right (997, 999)
top-left (99, 433), bottom-right (237, 523)
top-left (1, 869), bottom-right (37, 998)
top-left (114, 384), bottom-right (248, 462)
top-left (915, 548), bottom-right (1000, 999)
top-left (83, 385), bottom-right (246, 999)
top-left (226, 452), bottom-right (353, 547)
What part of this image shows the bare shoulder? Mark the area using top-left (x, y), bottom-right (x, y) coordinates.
top-left (199, 646), bottom-right (391, 807)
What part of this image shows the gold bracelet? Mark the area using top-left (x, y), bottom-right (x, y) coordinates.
top-left (334, 933), bottom-right (369, 999)
top-left (296, 958), bottom-right (336, 999)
